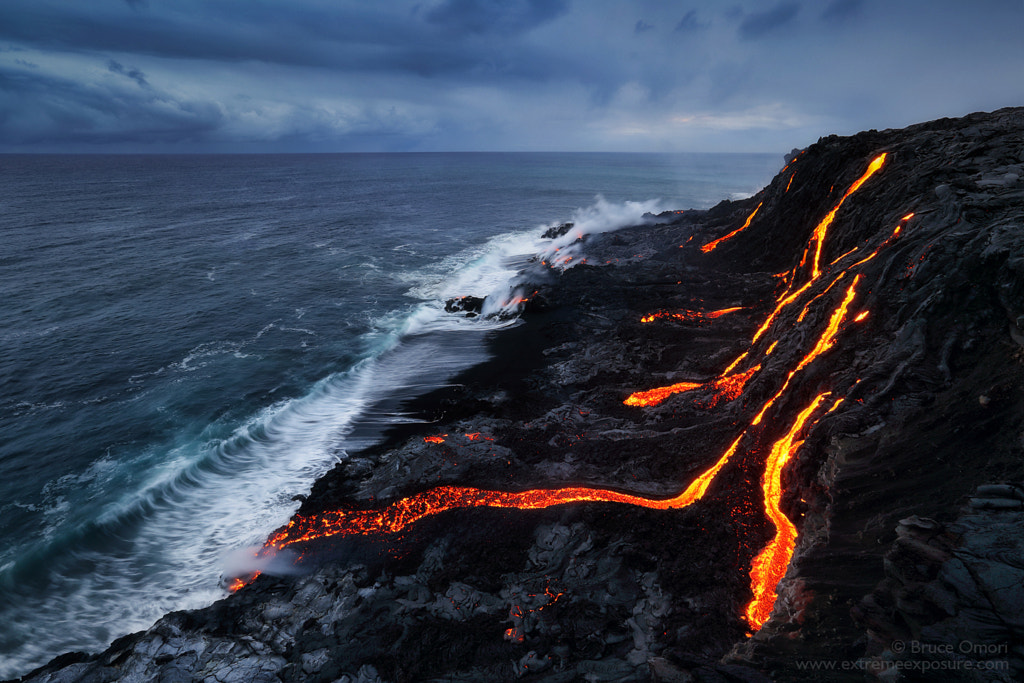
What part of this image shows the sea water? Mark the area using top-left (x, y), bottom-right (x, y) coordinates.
top-left (0, 152), bottom-right (779, 677)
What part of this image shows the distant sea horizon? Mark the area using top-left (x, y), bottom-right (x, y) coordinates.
top-left (0, 149), bottom-right (787, 157)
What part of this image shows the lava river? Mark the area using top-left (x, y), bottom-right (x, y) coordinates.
top-left (233, 153), bottom-right (907, 633)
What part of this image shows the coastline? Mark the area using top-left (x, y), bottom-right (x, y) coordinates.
top-left (16, 107), bottom-right (1024, 682)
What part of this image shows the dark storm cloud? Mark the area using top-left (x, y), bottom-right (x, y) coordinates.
top-left (0, 1), bottom-right (573, 84)
top-left (0, 64), bottom-right (222, 146)
top-left (737, 2), bottom-right (801, 40)
top-left (820, 0), bottom-right (863, 23)
top-left (107, 59), bottom-right (148, 88)
top-left (0, 3), bottom-right (394, 70)
top-left (1, 0), bottom-right (1022, 152)
top-left (674, 10), bottom-right (709, 32)
top-left (422, 0), bottom-right (569, 35)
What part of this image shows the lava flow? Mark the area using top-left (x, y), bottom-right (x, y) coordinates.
top-left (745, 393), bottom-right (840, 629)
top-left (232, 153), bottom-right (905, 640)
top-left (266, 435), bottom-right (745, 550)
top-left (640, 306), bottom-right (744, 324)
top-left (700, 202), bottom-right (763, 253)
top-left (802, 153), bottom-right (886, 279)
top-left (623, 365), bottom-right (760, 408)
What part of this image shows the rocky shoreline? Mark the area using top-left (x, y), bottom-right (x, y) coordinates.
top-left (15, 107), bottom-right (1024, 682)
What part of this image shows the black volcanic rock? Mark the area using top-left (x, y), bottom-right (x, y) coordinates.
top-left (853, 487), bottom-right (1024, 677)
top-left (17, 107), bottom-right (1024, 683)
top-left (541, 222), bottom-right (575, 239)
top-left (444, 294), bottom-right (486, 317)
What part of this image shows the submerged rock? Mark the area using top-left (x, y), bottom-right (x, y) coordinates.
top-left (444, 295), bottom-right (486, 317)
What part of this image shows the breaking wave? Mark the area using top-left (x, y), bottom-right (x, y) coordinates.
top-left (0, 195), bottom-right (658, 678)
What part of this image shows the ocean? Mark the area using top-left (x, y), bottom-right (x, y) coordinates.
top-left (0, 152), bottom-right (780, 677)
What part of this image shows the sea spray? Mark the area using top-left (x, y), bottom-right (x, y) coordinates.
top-left (0, 153), bottom-right (779, 679)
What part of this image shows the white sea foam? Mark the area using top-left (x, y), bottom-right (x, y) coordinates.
top-left (408, 196), bottom-right (661, 320)
top-left (0, 196), bottom-right (663, 679)
top-left (0, 320), bottom-right (492, 677)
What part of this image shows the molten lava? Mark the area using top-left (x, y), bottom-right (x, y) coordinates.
top-left (804, 153), bottom-right (886, 279)
top-left (623, 365), bottom-right (759, 408)
top-left (752, 275), bottom-right (862, 426)
top-left (744, 393), bottom-right (833, 629)
top-left (265, 436), bottom-right (746, 551)
top-left (232, 150), bottom-right (910, 641)
top-left (228, 577), bottom-right (252, 593)
top-left (700, 202), bottom-right (763, 253)
top-left (640, 306), bottom-right (744, 324)
top-left (797, 273), bottom-right (845, 323)
top-left (622, 381), bottom-right (702, 408)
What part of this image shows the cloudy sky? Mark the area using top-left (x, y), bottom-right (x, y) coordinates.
top-left (1, 0), bottom-right (1022, 153)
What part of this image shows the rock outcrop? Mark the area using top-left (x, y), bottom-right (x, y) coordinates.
top-left (15, 107), bottom-right (1024, 683)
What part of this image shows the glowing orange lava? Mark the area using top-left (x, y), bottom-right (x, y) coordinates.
top-left (797, 273), bottom-right (845, 323)
top-left (829, 246), bottom-right (858, 266)
top-left (266, 436), bottom-right (745, 550)
top-left (805, 153), bottom-right (886, 279)
top-left (640, 306), bottom-right (744, 324)
top-left (623, 365), bottom-right (759, 408)
top-left (707, 306), bottom-right (744, 319)
top-left (752, 275), bottom-right (861, 426)
top-left (744, 393), bottom-right (833, 629)
top-left (697, 365), bottom-right (761, 409)
top-left (622, 381), bottom-right (702, 407)
top-left (700, 202), bottom-right (763, 253)
top-left (228, 576), bottom-right (255, 593)
top-left (231, 152), bottom-right (911, 641)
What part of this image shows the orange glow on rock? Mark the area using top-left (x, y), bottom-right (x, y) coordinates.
top-left (228, 575), bottom-right (257, 593)
top-left (752, 276), bottom-right (861, 426)
top-left (623, 381), bottom-right (702, 407)
top-left (640, 306), bottom-right (744, 324)
top-left (706, 306), bottom-right (744, 319)
top-left (624, 365), bottom-right (760, 408)
top-left (797, 273), bottom-right (845, 323)
top-left (266, 435), bottom-right (746, 551)
top-left (807, 154), bottom-right (886, 279)
top-left (700, 202), bottom-right (763, 253)
top-left (745, 393), bottom-right (831, 629)
top-left (231, 150), bottom-right (912, 635)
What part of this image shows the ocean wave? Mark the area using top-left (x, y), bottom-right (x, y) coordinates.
top-left (0, 195), bottom-right (662, 678)
top-left (407, 195), bottom-right (660, 320)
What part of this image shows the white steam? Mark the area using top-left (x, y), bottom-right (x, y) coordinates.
top-left (537, 195), bottom-right (662, 269)
top-left (475, 196), bottom-right (661, 318)
top-left (222, 545), bottom-right (303, 579)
